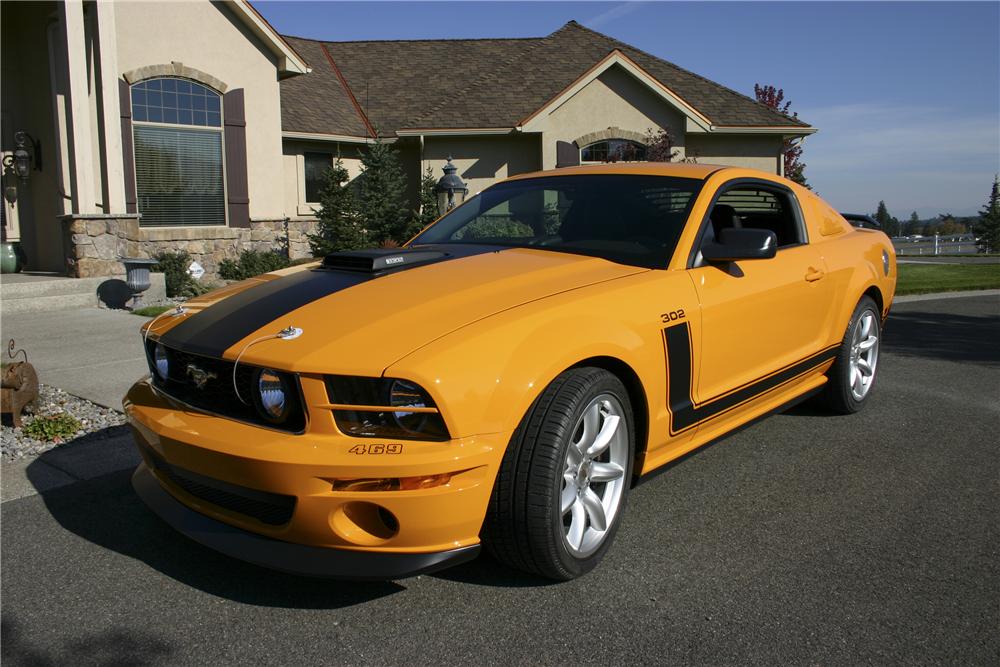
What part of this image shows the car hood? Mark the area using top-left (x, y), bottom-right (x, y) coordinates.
top-left (151, 247), bottom-right (647, 374)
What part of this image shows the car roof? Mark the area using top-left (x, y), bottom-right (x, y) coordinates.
top-left (505, 162), bottom-right (731, 182)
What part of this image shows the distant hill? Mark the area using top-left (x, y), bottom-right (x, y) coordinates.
top-left (908, 206), bottom-right (979, 220)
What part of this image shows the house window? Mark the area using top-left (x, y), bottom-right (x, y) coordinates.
top-left (304, 153), bottom-right (332, 203)
top-left (131, 77), bottom-right (225, 226)
top-left (580, 139), bottom-right (647, 163)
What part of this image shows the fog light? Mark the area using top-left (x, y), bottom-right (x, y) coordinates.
top-left (329, 472), bottom-right (454, 493)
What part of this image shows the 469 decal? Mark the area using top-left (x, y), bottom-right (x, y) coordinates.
top-left (348, 443), bottom-right (403, 455)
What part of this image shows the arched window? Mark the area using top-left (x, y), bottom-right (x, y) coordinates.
top-left (580, 139), bottom-right (647, 164)
top-left (131, 77), bottom-right (225, 226)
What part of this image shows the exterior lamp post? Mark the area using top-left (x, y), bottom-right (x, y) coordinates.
top-left (433, 157), bottom-right (468, 216)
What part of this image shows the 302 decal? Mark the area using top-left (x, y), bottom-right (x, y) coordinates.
top-left (348, 444), bottom-right (403, 455)
top-left (660, 309), bottom-right (686, 323)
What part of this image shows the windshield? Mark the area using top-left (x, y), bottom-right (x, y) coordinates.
top-left (410, 174), bottom-right (704, 268)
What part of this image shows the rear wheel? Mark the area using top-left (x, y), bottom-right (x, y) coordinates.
top-left (483, 368), bottom-right (634, 580)
top-left (822, 296), bottom-right (881, 414)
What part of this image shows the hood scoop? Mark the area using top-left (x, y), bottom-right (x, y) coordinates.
top-left (321, 248), bottom-right (448, 274)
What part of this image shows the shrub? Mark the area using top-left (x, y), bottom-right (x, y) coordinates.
top-left (23, 413), bottom-right (81, 442)
top-left (218, 250), bottom-right (291, 281)
top-left (153, 251), bottom-right (207, 298)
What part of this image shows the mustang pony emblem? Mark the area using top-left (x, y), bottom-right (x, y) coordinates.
top-left (185, 364), bottom-right (216, 389)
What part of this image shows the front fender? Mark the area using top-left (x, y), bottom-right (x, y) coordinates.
top-left (385, 271), bottom-right (688, 442)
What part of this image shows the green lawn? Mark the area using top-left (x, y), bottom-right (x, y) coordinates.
top-left (130, 305), bottom-right (175, 317)
top-left (896, 263), bottom-right (1000, 295)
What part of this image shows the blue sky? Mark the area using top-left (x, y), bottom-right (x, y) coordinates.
top-left (257, 1), bottom-right (1000, 218)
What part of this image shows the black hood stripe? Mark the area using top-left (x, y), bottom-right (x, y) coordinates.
top-left (158, 244), bottom-right (501, 358)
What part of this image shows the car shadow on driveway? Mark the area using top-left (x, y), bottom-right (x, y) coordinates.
top-left (2, 616), bottom-right (173, 666)
top-left (24, 453), bottom-right (405, 609)
top-left (883, 308), bottom-right (1000, 365)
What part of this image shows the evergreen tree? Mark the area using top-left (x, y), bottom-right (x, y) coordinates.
top-left (409, 166), bottom-right (440, 236)
top-left (873, 200), bottom-right (892, 231)
top-left (308, 158), bottom-right (366, 255)
top-left (907, 211), bottom-right (920, 235)
top-left (754, 84), bottom-right (810, 189)
top-left (357, 136), bottom-right (409, 246)
top-left (974, 175), bottom-right (1000, 253)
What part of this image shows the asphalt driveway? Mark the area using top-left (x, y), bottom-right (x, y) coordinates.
top-left (2, 294), bottom-right (998, 665)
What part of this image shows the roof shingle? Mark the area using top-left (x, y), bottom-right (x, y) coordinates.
top-left (280, 21), bottom-right (809, 137)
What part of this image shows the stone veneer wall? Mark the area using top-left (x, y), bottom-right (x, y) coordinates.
top-left (61, 214), bottom-right (314, 279)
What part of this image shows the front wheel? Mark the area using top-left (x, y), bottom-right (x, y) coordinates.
top-left (822, 296), bottom-right (882, 414)
top-left (483, 368), bottom-right (634, 580)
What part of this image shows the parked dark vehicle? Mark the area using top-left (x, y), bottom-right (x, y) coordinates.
top-left (841, 213), bottom-right (881, 230)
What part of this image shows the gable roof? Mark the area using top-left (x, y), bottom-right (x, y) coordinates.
top-left (229, 0), bottom-right (310, 77)
top-left (279, 21), bottom-right (810, 139)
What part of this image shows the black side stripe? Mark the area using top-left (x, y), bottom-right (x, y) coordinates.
top-left (158, 244), bottom-right (501, 358)
top-left (663, 322), bottom-right (838, 435)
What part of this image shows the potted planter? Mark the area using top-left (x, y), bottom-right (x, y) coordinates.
top-left (120, 256), bottom-right (158, 309)
top-left (0, 241), bottom-right (25, 273)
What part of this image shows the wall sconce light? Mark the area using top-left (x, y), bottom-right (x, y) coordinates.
top-left (2, 131), bottom-right (41, 205)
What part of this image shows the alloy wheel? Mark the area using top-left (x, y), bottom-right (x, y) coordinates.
top-left (849, 310), bottom-right (880, 401)
top-left (559, 393), bottom-right (629, 557)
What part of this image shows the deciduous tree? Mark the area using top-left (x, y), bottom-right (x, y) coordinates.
top-left (644, 127), bottom-right (680, 162)
top-left (754, 84), bottom-right (809, 189)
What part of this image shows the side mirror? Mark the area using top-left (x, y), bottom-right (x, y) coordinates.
top-left (701, 227), bottom-right (778, 262)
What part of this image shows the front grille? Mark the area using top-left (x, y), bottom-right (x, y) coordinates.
top-left (145, 341), bottom-right (306, 433)
top-left (143, 444), bottom-right (296, 526)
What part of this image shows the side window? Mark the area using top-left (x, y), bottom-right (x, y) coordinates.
top-left (713, 186), bottom-right (805, 247)
top-left (304, 152), bottom-right (332, 203)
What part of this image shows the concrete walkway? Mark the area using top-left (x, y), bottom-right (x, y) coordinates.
top-left (1, 308), bottom-right (151, 409)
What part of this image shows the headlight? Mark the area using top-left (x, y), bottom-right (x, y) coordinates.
top-left (326, 376), bottom-right (449, 440)
top-left (154, 343), bottom-right (169, 380)
top-left (388, 379), bottom-right (431, 432)
top-left (254, 368), bottom-right (291, 423)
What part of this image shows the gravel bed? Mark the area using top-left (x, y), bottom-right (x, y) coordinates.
top-left (1, 384), bottom-right (128, 462)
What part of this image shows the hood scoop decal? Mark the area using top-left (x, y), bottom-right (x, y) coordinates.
top-left (322, 249), bottom-right (448, 274)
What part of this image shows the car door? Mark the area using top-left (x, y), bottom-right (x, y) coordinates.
top-left (681, 179), bottom-right (835, 430)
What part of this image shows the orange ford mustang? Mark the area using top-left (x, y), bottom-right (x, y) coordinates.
top-left (126, 164), bottom-right (895, 581)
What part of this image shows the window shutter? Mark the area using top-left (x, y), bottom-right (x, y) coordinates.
top-left (556, 141), bottom-right (580, 168)
top-left (119, 79), bottom-right (137, 213)
top-left (223, 88), bottom-right (250, 228)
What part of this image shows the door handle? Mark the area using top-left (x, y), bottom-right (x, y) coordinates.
top-left (805, 267), bottom-right (825, 282)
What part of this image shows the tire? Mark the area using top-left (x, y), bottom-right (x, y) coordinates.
top-left (482, 367), bottom-right (634, 580)
top-left (821, 296), bottom-right (882, 414)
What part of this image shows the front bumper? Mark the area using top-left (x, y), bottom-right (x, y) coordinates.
top-left (132, 464), bottom-right (480, 579)
top-left (124, 378), bottom-right (504, 578)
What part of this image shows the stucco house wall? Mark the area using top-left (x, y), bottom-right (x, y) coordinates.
top-left (532, 64), bottom-right (688, 170)
top-left (114, 1), bottom-right (286, 220)
top-left (420, 134), bottom-right (542, 198)
top-left (685, 134), bottom-right (783, 174)
top-left (281, 139), bottom-right (365, 218)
